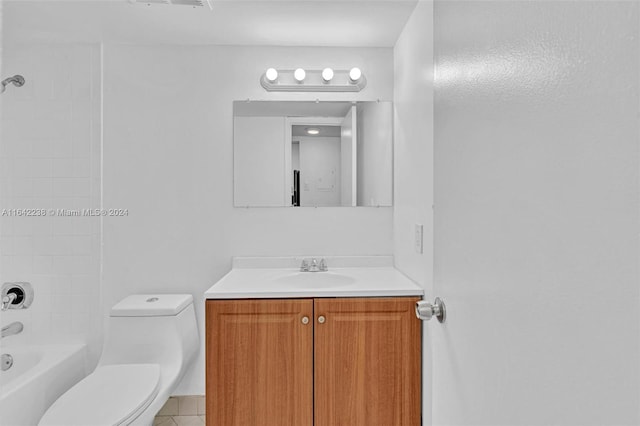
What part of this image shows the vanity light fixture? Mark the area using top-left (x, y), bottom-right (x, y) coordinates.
top-left (306, 128), bottom-right (320, 135)
top-left (265, 68), bottom-right (278, 83)
top-left (322, 68), bottom-right (334, 83)
top-left (349, 67), bottom-right (362, 83)
top-left (260, 68), bottom-right (366, 92)
top-left (294, 68), bottom-right (306, 82)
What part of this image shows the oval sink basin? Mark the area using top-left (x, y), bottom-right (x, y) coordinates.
top-left (273, 272), bottom-right (356, 288)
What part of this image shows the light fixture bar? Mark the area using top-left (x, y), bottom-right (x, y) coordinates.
top-left (260, 69), bottom-right (367, 92)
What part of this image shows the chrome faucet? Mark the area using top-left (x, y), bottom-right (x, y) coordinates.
top-left (300, 258), bottom-right (328, 272)
top-left (1, 322), bottom-right (23, 339)
top-left (309, 258), bottom-right (319, 272)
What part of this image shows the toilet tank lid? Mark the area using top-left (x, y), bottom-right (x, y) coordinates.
top-left (110, 294), bottom-right (193, 317)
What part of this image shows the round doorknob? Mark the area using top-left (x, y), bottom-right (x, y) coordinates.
top-left (415, 297), bottom-right (446, 323)
top-left (301, 316), bottom-right (309, 325)
top-left (318, 315), bottom-right (326, 324)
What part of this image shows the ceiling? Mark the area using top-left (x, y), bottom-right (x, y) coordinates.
top-left (292, 125), bottom-right (341, 138)
top-left (2, 0), bottom-right (418, 46)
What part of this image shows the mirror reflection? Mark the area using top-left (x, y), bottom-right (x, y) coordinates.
top-left (233, 101), bottom-right (393, 207)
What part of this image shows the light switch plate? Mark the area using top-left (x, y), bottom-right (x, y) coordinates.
top-left (414, 224), bottom-right (423, 254)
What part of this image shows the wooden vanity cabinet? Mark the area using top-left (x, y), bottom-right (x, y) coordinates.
top-left (314, 297), bottom-right (422, 426)
top-left (206, 297), bottom-right (421, 426)
top-left (206, 299), bottom-right (314, 426)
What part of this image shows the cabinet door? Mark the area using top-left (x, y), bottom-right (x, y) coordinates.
top-left (206, 299), bottom-right (314, 426)
top-left (314, 297), bottom-right (421, 426)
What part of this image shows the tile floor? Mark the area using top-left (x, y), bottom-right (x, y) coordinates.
top-left (154, 396), bottom-right (205, 426)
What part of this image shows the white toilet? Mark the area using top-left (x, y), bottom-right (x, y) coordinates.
top-left (39, 294), bottom-right (199, 426)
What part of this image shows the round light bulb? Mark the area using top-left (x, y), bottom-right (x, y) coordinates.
top-left (294, 68), bottom-right (306, 82)
top-left (349, 67), bottom-right (362, 83)
top-left (265, 68), bottom-right (278, 83)
top-left (322, 68), bottom-right (334, 83)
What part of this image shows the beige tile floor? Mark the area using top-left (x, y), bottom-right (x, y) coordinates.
top-left (154, 396), bottom-right (205, 426)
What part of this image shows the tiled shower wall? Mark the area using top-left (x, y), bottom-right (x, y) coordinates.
top-left (0, 44), bottom-right (102, 363)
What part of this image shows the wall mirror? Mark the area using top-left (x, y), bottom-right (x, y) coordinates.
top-left (233, 100), bottom-right (393, 207)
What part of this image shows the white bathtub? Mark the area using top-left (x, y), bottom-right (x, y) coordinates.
top-left (0, 344), bottom-right (87, 426)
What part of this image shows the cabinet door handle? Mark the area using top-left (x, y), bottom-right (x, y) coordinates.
top-left (301, 316), bottom-right (309, 325)
top-left (317, 315), bottom-right (326, 324)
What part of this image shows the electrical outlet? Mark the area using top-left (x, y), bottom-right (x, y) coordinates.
top-left (414, 224), bottom-right (423, 254)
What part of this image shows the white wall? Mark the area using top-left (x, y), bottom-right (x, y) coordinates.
top-left (299, 136), bottom-right (341, 207)
top-left (0, 44), bottom-right (102, 364)
top-left (393, 1), bottom-right (434, 288)
top-left (393, 3), bottom-right (434, 423)
top-left (103, 45), bottom-right (394, 394)
top-left (432, 1), bottom-right (639, 424)
top-left (357, 101), bottom-right (393, 206)
top-left (233, 116), bottom-right (286, 207)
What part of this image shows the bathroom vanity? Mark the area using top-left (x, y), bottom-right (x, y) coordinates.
top-left (204, 257), bottom-right (424, 426)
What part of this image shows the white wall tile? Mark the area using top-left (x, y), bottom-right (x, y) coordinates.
top-left (72, 235), bottom-right (92, 255)
top-left (52, 255), bottom-right (75, 274)
top-left (12, 236), bottom-right (33, 255)
top-left (53, 178), bottom-right (75, 197)
top-left (31, 216), bottom-right (53, 235)
top-left (0, 237), bottom-right (14, 255)
top-left (33, 236), bottom-right (53, 255)
top-left (71, 313), bottom-right (90, 333)
top-left (32, 178), bottom-right (53, 198)
top-left (13, 158), bottom-right (32, 177)
top-left (53, 159), bottom-right (75, 177)
top-left (51, 312), bottom-right (71, 333)
top-left (32, 138), bottom-right (56, 158)
top-left (32, 255), bottom-right (53, 274)
top-left (71, 274), bottom-right (93, 294)
top-left (72, 159), bottom-right (90, 177)
top-left (12, 255), bottom-right (33, 272)
top-left (51, 137), bottom-right (73, 159)
top-left (51, 235), bottom-right (74, 255)
top-left (30, 159), bottom-right (54, 178)
top-left (0, 44), bottom-right (101, 357)
top-left (12, 217), bottom-right (33, 235)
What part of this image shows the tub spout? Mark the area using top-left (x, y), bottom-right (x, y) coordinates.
top-left (1, 321), bottom-right (23, 339)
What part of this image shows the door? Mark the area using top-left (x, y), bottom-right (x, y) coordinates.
top-left (206, 299), bottom-right (314, 426)
top-left (314, 297), bottom-right (421, 426)
top-left (340, 106), bottom-right (357, 206)
top-left (432, 2), bottom-right (639, 425)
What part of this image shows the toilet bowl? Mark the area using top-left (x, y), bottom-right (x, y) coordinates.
top-left (38, 294), bottom-right (199, 426)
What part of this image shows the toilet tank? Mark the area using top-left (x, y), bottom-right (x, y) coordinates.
top-left (98, 294), bottom-right (199, 371)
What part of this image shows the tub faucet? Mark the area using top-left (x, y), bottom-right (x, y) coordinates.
top-left (1, 293), bottom-right (16, 311)
top-left (1, 322), bottom-right (23, 339)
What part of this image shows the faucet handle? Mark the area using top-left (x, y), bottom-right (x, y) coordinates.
top-left (300, 259), bottom-right (310, 272)
top-left (1, 293), bottom-right (16, 311)
top-left (319, 259), bottom-right (328, 272)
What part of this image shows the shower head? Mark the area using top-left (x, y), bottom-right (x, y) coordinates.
top-left (0, 75), bottom-right (25, 94)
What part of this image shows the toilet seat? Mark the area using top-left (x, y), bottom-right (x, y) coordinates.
top-left (38, 364), bottom-right (160, 426)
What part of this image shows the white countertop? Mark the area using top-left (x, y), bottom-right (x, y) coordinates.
top-left (204, 256), bottom-right (424, 299)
